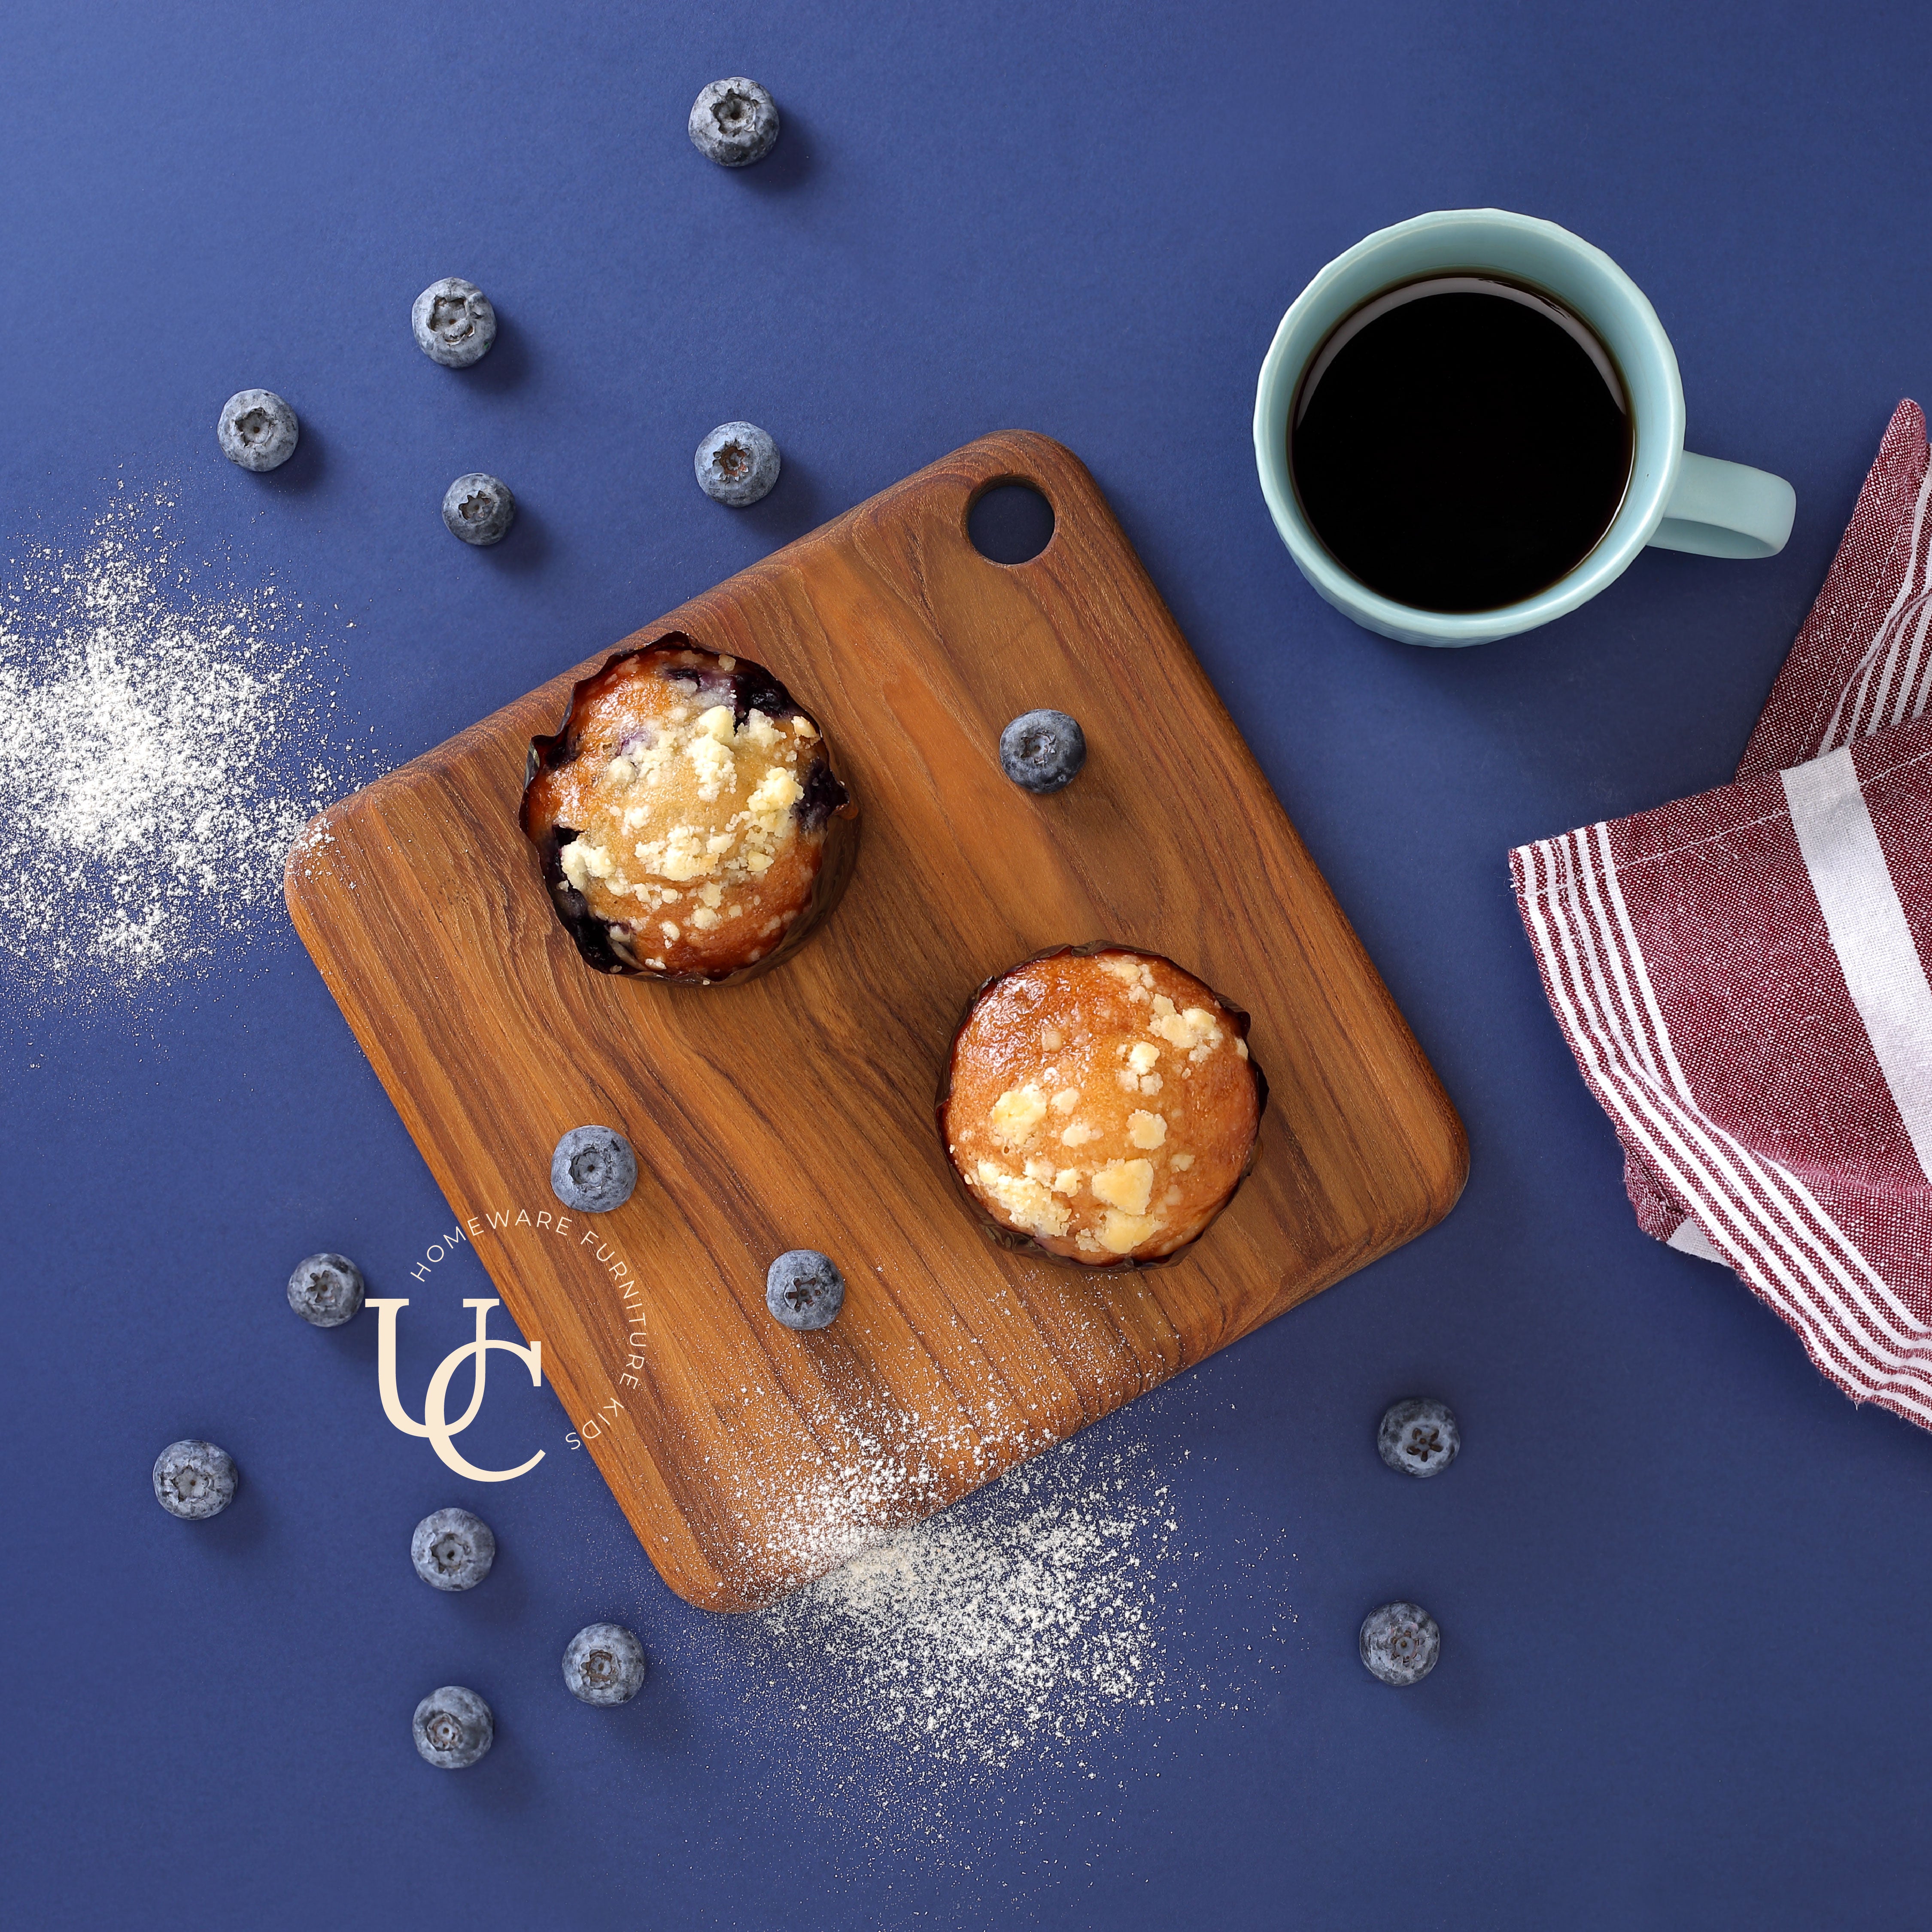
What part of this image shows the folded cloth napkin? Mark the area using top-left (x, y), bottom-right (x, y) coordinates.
top-left (1512, 401), bottom-right (1932, 1429)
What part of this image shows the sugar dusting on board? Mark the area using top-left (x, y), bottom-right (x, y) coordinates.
top-left (714, 1370), bottom-right (1072, 1604)
top-left (0, 487), bottom-right (373, 1002)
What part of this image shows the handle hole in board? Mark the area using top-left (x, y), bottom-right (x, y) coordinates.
top-left (966, 480), bottom-right (1055, 565)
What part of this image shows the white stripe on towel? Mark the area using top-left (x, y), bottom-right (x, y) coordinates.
top-left (1783, 746), bottom-right (1932, 1185)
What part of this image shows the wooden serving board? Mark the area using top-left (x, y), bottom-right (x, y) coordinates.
top-left (287, 431), bottom-right (1466, 1612)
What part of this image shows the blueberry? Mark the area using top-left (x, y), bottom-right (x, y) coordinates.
top-left (551, 1125), bottom-right (638, 1213)
top-left (1359, 1601), bottom-right (1440, 1686)
top-left (562, 1622), bottom-right (649, 1705)
top-left (287, 1251), bottom-right (365, 1327)
top-left (413, 1685), bottom-right (493, 1768)
top-left (1377, 1397), bottom-right (1460, 1478)
top-left (152, 1440), bottom-right (237, 1520)
top-left (411, 1507), bottom-right (496, 1591)
top-left (694, 422), bottom-right (780, 507)
top-left (217, 389), bottom-right (299, 472)
top-left (411, 277), bottom-right (497, 368)
top-left (999, 710), bottom-right (1087, 793)
top-left (688, 78), bottom-right (780, 167)
top-left (442, 473), bottom-right (516, 546)
top-left (766, 1249), bottom-right (844, 1331)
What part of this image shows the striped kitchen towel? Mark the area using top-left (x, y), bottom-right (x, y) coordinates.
top-left (1512, 401), bottom-right (1932, 1429)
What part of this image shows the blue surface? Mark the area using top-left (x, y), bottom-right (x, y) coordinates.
top-left (6, 3), bottom-right (1931, 1926)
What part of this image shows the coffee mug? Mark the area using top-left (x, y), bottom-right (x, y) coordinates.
top-left (1252, 209), bottom-right (1796, 647)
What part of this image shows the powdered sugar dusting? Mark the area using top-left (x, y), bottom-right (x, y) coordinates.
top-left (558, 1394), bottom-right (1296, 1861)
top-left (737, 1436), bottom-right (1177, 1771)
top-left (715, 1379), bottom-right (1070, 1606)
top-left (0, 488), bottom-right (374, 999)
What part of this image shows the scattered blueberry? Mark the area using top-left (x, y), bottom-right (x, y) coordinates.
top-left (688, 77), bottom-right (780, 167)
top-left (766, 1249), bottom-right (844, 1331)
top-left (413, 1686), bottom-right (494, 1768)
top-left (999, 710), bottom-right (1087, 793)
top-left (411, 277), bottom-right (497, 368)
top-left (410, 1507), bottom-right (496, 1592)
top-left (286, 1251), bottom-right (365, 1327)
top-left (152, 1440), bottom-right (237, 1520)
top-left (562, 1622), bottom-right (649, 1705)
top-left (217, 389), bottom-right (299, 472)
top-left (551, 1125), bottom-right (638, 1213)
top-left (1359, 1601), bottom-right (1441, 1687)
top-left (442, 473), bottom-right (516, 547)
top-left (1377, 1397), bottom-right (1460, 1478)
top-left (694, 422), bottom-right (780, 507)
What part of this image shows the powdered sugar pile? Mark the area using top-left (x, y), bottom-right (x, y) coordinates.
top-left (0, 488), bottom-right (371, 999)
top-left (736, 1437), bottom-right (1177, 1771)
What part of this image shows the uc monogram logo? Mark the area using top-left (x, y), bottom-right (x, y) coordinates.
top-left (369, 1297), bottom-right (546, 1482)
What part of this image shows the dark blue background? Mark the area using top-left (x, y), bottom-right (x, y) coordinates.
top-left (6, 3), bottom-right (1930, 1925)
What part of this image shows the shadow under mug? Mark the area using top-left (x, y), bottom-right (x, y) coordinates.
top-left (1252, 209), bottom-right (1797, 647)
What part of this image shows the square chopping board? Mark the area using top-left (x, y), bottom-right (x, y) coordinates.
top-left (286, 431), bottom-right (1466, 1611)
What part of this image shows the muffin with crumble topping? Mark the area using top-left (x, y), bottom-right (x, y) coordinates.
top-left (520, 636), bottom-right (857, 984)
top-left (938, 945), bottom-right (1265, 1266)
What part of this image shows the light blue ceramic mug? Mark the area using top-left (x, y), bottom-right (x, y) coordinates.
top-left (1253, 209), bottom-right (1796, 647)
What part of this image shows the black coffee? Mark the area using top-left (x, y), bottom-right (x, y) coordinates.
top-left (1290, 276), bottom-right (1631, 613)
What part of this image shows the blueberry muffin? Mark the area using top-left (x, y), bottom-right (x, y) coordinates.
top-left (938, 945), bottom-right (1265, 1266)
top-left (521, 637), bottom-right (857, 984)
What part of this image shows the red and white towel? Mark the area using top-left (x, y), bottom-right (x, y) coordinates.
top-left (1512, 401), bottom-right (1932, 1431)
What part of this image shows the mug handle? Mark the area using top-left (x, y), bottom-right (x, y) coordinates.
top-left (1649, 451), bottom-right (1796, 559)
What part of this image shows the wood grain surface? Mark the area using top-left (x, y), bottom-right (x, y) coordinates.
top-left (285, 431), bottom-right (1467, 1612)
